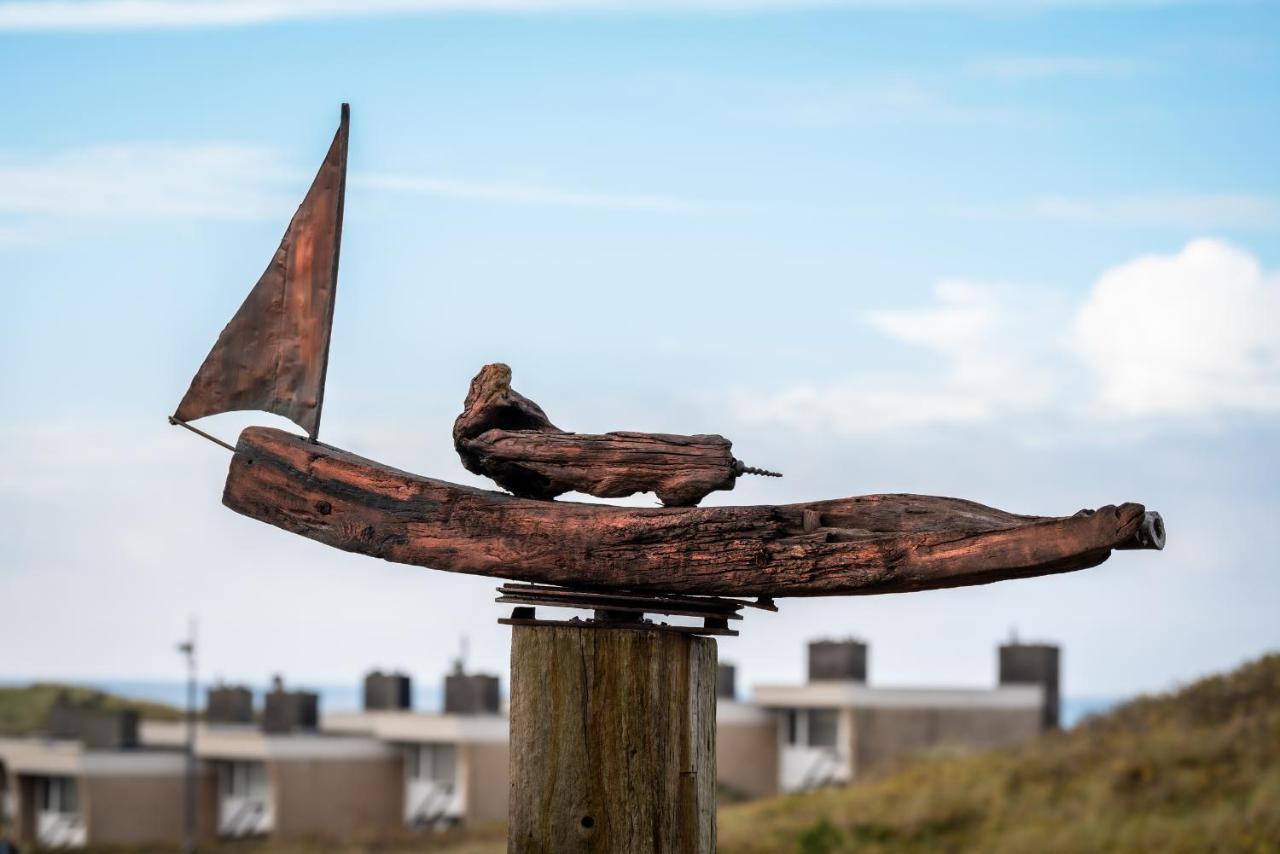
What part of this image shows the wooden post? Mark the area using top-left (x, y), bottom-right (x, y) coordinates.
top-left (508, 625), bottom-right (717, 853)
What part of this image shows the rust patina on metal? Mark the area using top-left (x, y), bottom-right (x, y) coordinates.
top-left (173, 104), bottom-right (348, 441)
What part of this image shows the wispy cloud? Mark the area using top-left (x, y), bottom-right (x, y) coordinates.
top-left (0, 223), bottom-right (37, 246)
top-left (735, 280), bottom-right (1067, 434)
top-left (635, 71), bottom-right (1046, 129)
top-left (0, 142), bottom-right (730, 245)
top-left (966, 55), bottom-right (1146, 79)
top-left (783, 78), bottom-right (1037, 127)
top-left (0, 0), bottom-right (1202, 32)
top-left (939, 194), bottom-right (1280, 231)
top-left (1029, 194), bottom-right (1280, 229)
top-left (0, 143), bottom-right (291, 222)
top-left (354, 172), bottom-right (731, 215)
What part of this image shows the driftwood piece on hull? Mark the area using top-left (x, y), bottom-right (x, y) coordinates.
top-left (223, 426), bottom-right (1165, 598)
top-left (452, 363), bottom-right (779, 507)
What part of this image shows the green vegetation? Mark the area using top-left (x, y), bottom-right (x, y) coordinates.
top-left (719, 653), bottom-right (1280, 853)
top-left (0, 682), bottom-right (182, 736)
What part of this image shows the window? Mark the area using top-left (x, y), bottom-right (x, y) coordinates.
top-left (408, 744), bottom-right (457, 785)
top-left (38, 777), bottom-right (79, 815)
top-left (222, 762), bottom-right (268, 799)
top-left (807, 710), bottom-right (839, 748)
top-left (783, 709), bottom-right (839, 748)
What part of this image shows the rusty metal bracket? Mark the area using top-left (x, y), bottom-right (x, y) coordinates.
top-left (495, 582), bottom-right (777, 637)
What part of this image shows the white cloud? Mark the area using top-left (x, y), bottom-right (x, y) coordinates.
top-left (865, 280), bottom-right (1064, 412)
top-left (0, 0), bottom-right (1199, 31)
top-left (966, 55), bottom-right (1143, 79)
top-left (738, 239), bottom-right (1280, 434)
top-left (1072, 238), bottom-right (1280, 417)
top-left (737, 280), bottom-right (1064, 433)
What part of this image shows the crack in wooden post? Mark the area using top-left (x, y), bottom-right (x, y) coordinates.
top-left (509, 624), bottom-right (716, 853)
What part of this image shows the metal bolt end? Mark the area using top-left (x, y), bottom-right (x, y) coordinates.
top-left (733, 459), bottom-right (783, 478)
top-left (1118, 510), bottom-right (1166, 551)
top-left (1137, 511), bottom-right (1166, 550)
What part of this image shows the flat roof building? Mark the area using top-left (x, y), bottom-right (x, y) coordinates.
top-left (0, 637), bottom-right (1063, 845)
top-left (0, 701), bottom-right (214, 849)
top-left (143, 675), bottom-right (406, 842)
top-left (141, 720), bottom-right (402, 841)
top-left (323, 707), bottom-right (509, 827)
top-left (748, 638), bottom-right (1059, 794)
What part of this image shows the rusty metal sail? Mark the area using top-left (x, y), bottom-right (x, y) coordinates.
top-left (173, 104), bottom-right (349, 442)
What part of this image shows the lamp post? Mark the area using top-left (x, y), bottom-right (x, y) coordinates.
top-left (177, 620), bottom-right (197, 854)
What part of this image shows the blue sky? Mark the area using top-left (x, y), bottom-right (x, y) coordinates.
top-left (1, 0), bottom-right (1278, 702)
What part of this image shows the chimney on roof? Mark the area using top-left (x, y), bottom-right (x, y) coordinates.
top-left (45, 693), bottom-right (139, 749)
top-left (363, 671), bottom-right (412, 711)
top-left (262, 677), bottom-right (319, 734)
top-left (999, 640), bottom-right (1060, 730)
top-left (79, 708), bottom-right (140, 750)
top-left (808, 638), bottom-right (868, 682)
top-left (206, 685), bottom-right (254, 724)
top-left (717, 663), bottom-right (737, 700)
top-left (444, 667), bottom-right (501, 715)
top-left (46, 692), bottom-right (81, 740)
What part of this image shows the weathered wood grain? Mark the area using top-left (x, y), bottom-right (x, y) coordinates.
top-left (462, 428), bottom-right (742, 507)
top-left (508, 625), bottom-right (716, 853)
top-left (452, 363), bottom-right (752, 506)
top-left (221, 426), bottom-right (1162, 597)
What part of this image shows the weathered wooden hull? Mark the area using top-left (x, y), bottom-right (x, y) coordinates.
top-left (223, 426), bottom-right (1162, 597)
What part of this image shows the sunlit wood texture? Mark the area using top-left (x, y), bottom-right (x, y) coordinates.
top-left (453, 362), bottom-right (742, 506)
top-left (222, 427), bottom-right (1158, 597)
top-left (508, 625), bottom-right (716, 854)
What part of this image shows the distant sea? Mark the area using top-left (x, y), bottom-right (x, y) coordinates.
top-left (1060, 697), bottom-right (1123, 727)
top-left (0, 679), bottom-right (446, 715)
top-left (4, 679), bottom-right (1118, 728)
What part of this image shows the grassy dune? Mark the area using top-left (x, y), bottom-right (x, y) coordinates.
top-left (0, 682), bottom-right (182, 736)
top-left (719, 654), bottom-right (1280, 853)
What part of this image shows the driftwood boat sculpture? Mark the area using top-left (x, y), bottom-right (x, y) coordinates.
top-left (173, 105), bottom-right (1165, 599)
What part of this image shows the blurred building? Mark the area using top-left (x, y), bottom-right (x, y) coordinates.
top-left (0, 696), bottom-right (206, 848)
top-left (714, 663), bottom-right (780, 801)
top-left (169, 676), bottom-right (402, 841)
top-left (0, 637), bottom-right (1059, 846)
top-left (323, 667), bottom-right (508, 828)
top-left (143, 668), bottom-right (507, 843)
top-left (0, 665), bottom-right (504, 848)
top-left (747, 638), bottom-right (1060, 794)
